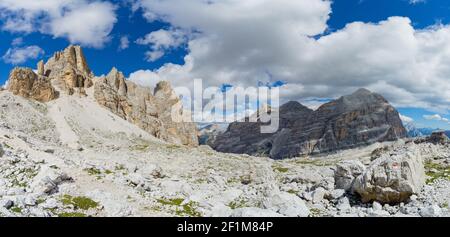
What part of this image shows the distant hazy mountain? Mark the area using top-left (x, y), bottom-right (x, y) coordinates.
top-left (404, 122), bottom-right (423, 137)
top-left (404, 122), bottom-right (450, 138)
top-left (197, 123), bottom-right (228, 146)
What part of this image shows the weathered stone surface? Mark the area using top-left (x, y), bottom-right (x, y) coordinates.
top-left (334, 160), bottom-right (366, 192)
top-left (7, 67), bottom-right (58, 102)
top-left (37, 60), bottom-right (44, 76)
top-left (44, 45), bottom-right (93, 95)
top-left (0, 144), bottom-right (4, 157)
top-left (262, 192), bottom-right (310, 217)
top-left (30, 167), bottom-right (72, 195)
top-left (213, 89), bottom-right (407, 159)
top-left (94, 68), bottom-right (198, 146)
top-left (420, 204), bottom-right (442, 217)
top-left (353, 145), bottom-right (426, 203)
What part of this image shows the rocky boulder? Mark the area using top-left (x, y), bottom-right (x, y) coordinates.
top-left (353, 145), bottom-right (426, 203)
top-left (7, 67), bottom-right (58, 102)
top-left (334, 160), bottom-right (366, 192)
top-left (262, 192), bottom-right (310, 217)
top-left (94, 68), bottom-right (198, 146)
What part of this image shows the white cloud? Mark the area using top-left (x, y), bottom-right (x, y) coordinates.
top-left (11, 37), bottom-right (24, 46)
top-left (2, 45), bottom-right (44, 64)
top-left (0, 0), bottom-right (117, 48)
top-left (119, 36), bottom-right (130, 50)
top-left (400, 114), bottom-right (414, 124)
top-left (409, 0), bottom-right (426, 5)
top-left (136, 29), bottom-right (186, 61)
top-left (423, 114), bottom-right (443, 121)
top-left (129, 0), bottom-right (450, 114)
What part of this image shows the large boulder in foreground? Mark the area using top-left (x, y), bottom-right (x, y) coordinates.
top-left (7, 67), bottom-right (58, 102)
top-left (353, 145), bottom-right (425, 203)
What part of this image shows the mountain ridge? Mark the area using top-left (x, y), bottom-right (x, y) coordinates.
top-left (213, 89), bottom-right (407, 159)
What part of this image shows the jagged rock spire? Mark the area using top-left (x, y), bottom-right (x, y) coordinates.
top-left (44, 45), bottom-right (94, 95)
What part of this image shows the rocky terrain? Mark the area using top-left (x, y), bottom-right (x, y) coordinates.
top-left (0, 45), bottom-right (449, 217)
top-left (213, 89), bottom-right (407, 159)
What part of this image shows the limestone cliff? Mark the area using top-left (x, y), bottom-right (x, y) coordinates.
top-left (94, 68), bottom-right (199, 146)
top-left (7, 67), bottom-right (58, 102)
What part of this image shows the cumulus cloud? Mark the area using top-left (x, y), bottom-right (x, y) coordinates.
top-left (2, 45), bottom-right (44, 64)
top-left (128, 0), bottom-right (450, 114)
top-left (423, 114), bottom-right (449, 125)
top-left (136, 29), bottom-right (186, 61)
top-left (0, 0), bottom-right (117, 48)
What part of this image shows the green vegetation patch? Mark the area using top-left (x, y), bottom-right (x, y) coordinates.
top-left (84, 167), bottom-right (101, 176)
top-left (10, 206), bottom-right (22, 213)
top-left (60, 195), bottom-right (99, 210)
top-left (156, 198), bottom-right (201, 217)
top-left (58, 212), bottom-right (87, 217)
top-left (227, 199), bottom-right (248, 210)
top-left (130, 144), bottom-right (149, 151)
top-left (157, 198), bottom-right (184, 206)
top-left (309, 208), bottom-right (323, 217)
top-left (272, 165), bottom-right (289, 173)
top-left (425, 161), bottom-right (450, 184)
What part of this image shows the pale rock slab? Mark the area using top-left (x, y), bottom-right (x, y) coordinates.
top-left (353, 145), bottom-right (426, 203)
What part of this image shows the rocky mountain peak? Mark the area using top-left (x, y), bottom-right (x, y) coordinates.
top-left (320, 88), bottom-right (388, 114)
top-left (42, 45), bottom-right (94, 95)
top-left (213, 88), bottom-right (407, 159)
top-left (154, 81), bottom-right (178, 101)
top-left (279, 101), bottom-right (312, 114)
top-left (352, 88), bottom-right (372, 95)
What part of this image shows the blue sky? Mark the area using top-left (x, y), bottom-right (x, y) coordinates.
top-left (0, 0), bottom-right (449, 129)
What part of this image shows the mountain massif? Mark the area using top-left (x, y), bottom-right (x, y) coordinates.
top-left (213, 89), bottom-right (407, 159)
top-left (6, 45), bottom-right (198, 147)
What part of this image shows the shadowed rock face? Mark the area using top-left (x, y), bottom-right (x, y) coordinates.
top-left (213, 89), bottom-right (407, 159)
top-left (94, 68), bottom-right (199, 146)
